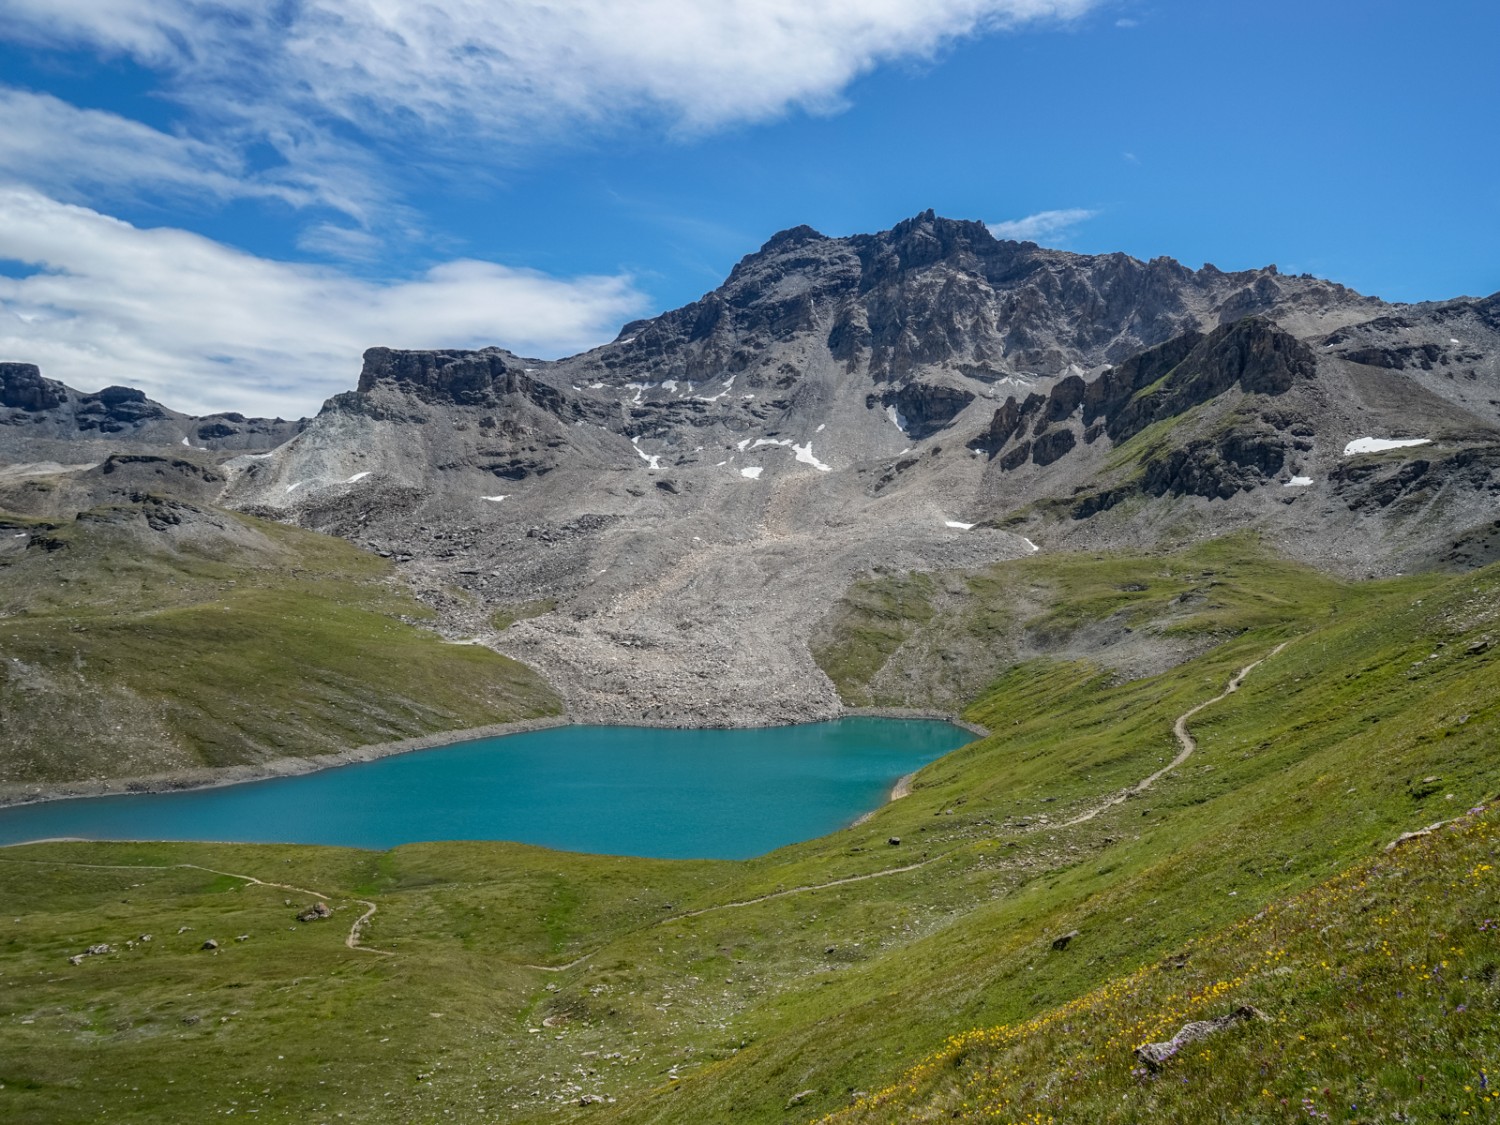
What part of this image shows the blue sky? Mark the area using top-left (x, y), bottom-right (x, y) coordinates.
top-left (0, 0), bottom-right (1496, 416)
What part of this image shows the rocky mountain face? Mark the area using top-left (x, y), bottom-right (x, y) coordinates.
top-left (4, 212), bottom-right (1498, 726)
top-left (0, 362), bottom-right (304, 461)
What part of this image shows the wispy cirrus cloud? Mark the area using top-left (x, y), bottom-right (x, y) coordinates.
top-left (0, 188), bottom-right (647, 416)
top-left (0, 87), bottom-right (390, 228)
top-left (987, 207), bottom-right (1099, 244)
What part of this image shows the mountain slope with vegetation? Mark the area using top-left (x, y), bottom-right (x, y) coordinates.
top-left (2, 542), bottom-right (1494, 1123)
top-left (0, 481), bottom-right (560, 794)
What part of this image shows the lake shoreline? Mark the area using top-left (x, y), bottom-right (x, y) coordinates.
top-left (0, 714), bottom-right (573, 810)
top-left (0, 708), bottom-right (987, 813)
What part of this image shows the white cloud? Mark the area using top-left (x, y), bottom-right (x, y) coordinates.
top-left (2, 2), bottom-right (1099, 139)
top-left (0, 188), bottom-right (648, 417)
top-left (987, 208), bottom-right (1099, 244)
top-left (0, 86), bottom-right (387, 224)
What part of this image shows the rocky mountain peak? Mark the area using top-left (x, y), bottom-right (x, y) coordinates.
top-left (1, 362), bottom-right (66, 412)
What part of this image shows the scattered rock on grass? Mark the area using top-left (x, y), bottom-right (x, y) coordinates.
top-left (297, 902), bottom-right (333, 922)
top-left (786, 1089), bottom-right (816, 1109)
top-left (1134, 1004), bottom-right (1268, 1070)
top-left (1051, 930), bottom-right (1081, 951)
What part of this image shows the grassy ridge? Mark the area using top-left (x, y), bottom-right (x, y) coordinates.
top-left (0, 543), bottom-right (1495, 1124)
top-left (0, 503), bottom-right (560, 784)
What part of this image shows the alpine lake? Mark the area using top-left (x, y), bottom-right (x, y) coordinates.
top-left (0, 717), bottom-right (974, 859)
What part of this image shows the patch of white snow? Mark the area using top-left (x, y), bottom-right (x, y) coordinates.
top-left (815, 423), bottom-right (826, 433)
top-left (1284, 476), bottom-right (1313, 487)
top-left (736, 438), bottom-right (753, 451)
top-left (944, 520), bottom-right (975, 530)
top-left (1343, 437), bottom-right (1431, 456)
top-left (752, 437), bottom-right (792, 449)
top-left (481, 495), bottom-right (507, 502)
top-left (792, 442), bottom-right (832, 472)
top-left (1021, 537), bottom-right (1039, 553)
top-left (285, 482), bottom-right (304, 493)
top-left (180, 437), bottom-right (190, 446)
top-left (740, 466), bottom-right (763, 480)
top-left (631, 436), bottom-right (662, 471)
top-left (345, 471), bottom-right (372, 483)
top-left (885, 405), bottom-right (908, 432)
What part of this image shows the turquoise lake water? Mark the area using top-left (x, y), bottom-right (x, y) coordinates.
top-left (0, 718), bottom-right (974, 859)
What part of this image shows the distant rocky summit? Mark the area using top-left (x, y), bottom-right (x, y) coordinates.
top-left (4, 211), bottom-right (1498, 726)
top-left (0, 361), bottom-right (304, 460)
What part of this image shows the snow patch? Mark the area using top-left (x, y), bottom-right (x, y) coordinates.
top-left (740, 466), bottom-right (764, 480)
top-left (736, 438), bottom-right (753, 451)
top-left (661, 380), bottom-right (678, 393)
top-left (944, 520), bottom-right (974, 530)
top-left (792, 442), bottom-right (832, 472)
top-left (589, 382), bottom-right (605, 389)
top-left (1343, 437), bottom-right (1431, 456)
top-left (752, 437), bottom-right (792, 449)
top-left (1450, 337), bottom-right (1461, 345)
top-left (481, 495), bottom-right (507, 502)
top-left (617, 335), bottom-right (636, 346)
top-left (345, 471), bottom-right (371, 483)
top-left (815, 423), bottom-right (826, 433)
top-left (285, 482), bottom-right (305, 493)
top-left (1021, 537), bottom-right (1039, 553)
top-left (631, 436), bottom-right (662, 471)
top-left (886, 404), bottom-right (908, 433)
top-left (180, 436), bottom-right (190, 446)
top-left (1284, 476), bottom-right (1313, 487)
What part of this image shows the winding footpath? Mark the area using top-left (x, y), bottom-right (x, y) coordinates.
top-left (1060, 641), bottom-right (1290, 828)
top-left (0, 857), bottom-right (392, 956)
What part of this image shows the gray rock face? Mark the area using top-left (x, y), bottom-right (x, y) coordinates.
top-left (0, 362), bottom-right (305, 460)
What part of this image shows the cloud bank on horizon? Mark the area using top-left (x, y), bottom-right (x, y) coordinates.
top-left (0, 188), bottom-right (647, 417)
top-left (0, 0), bottom-right (1098, 414)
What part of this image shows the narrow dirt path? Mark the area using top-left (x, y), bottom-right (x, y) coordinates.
top-left (667, 860), bottom-right (937, 921)
top-left (1060, 640), bottom-right (1289, 828)
top-left (0, 857), bottom-right (392, 956)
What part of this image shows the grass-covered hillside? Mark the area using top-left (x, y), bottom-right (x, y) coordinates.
top-left (0, 495), bottom-right (560, 789)
top-left (826, 804), bottom-right (1500, 1123)
top-left (0, 541), bottom-right (1495, 1124)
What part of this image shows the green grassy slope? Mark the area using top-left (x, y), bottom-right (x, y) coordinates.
top-left (0, 502), bottom-right (560, 785)
top-left (824, 805), bottom-right (1500, 1124)
top-left (0, 544), bottom-right (1495, 1124)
